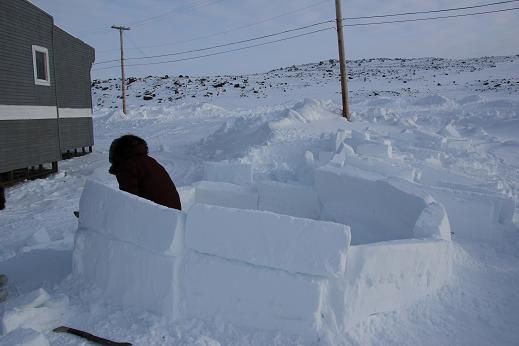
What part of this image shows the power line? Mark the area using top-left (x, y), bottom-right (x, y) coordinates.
top-left (124, 0), bottom-right (330, 51)
top-left (95, 0), bottom-right (518, 61)
top-left (92, 6), bottom-right (519, 72)
top-left (343, 6), bottom-right (519, 27)
top-left (343, 0), bottom-right (519, 20)
top-left (94, 20), bottom-right (334, 65)
top-left (77, 0), bottom-right (225, 35)
top-left (130, 0), bottom-right (226, 27)
top-left (93, 26), bottom-right (335, 71)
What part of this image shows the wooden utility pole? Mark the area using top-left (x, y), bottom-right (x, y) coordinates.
top-left (334, 0), bottom-right (351, 121)
top-left (111, 25), bottom-right (130, 115)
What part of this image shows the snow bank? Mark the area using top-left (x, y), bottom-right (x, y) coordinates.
top-left (186, 204), bottom-right (350, 277)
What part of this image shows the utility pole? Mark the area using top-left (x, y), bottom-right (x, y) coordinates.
top-left (111, 25), bottom-right (130, 115)
top-left (334, 0), bottom-right (351, 121)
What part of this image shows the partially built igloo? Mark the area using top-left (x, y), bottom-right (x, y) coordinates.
top-left (73, 162), bottom-right (454, 341)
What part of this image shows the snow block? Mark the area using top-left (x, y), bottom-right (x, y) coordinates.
top-left (356, 140), bottom-right (393, 159)
top-left (79, 180), bottom-right (184, 253)
top-left (186, 204), bottom-right (350, 277)
top-left (0, 328), bottom-right (49, 346)
top-left (178, 186), bottom-right (196, 211)
top-left (193, 181), bottom-right (258, 210)
top-left (181, 251), bottom-right (327, 340)
top-left (256, 181), bottom-right (320, 219)
top-left (332, 239), bottom-right (452, 330)
top-left (413, 202), bottom-right (451, 240)
top-left (73, 230), bottom-right (176, 317)
top-left (315, 166), bottom-right (428, 245)
top-left (418, 185), bottom-right (515, 240)
top-left (203, 161), bottom-right (253, 185)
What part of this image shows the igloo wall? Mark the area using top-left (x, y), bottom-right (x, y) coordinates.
top-left (74, 164), bottom-right (453, 341)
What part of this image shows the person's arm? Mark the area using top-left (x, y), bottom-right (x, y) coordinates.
top-left (115, 160), bottom-right (140, 196)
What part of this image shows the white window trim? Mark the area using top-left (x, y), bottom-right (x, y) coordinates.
top-left (32, 45), bottom-right (51, 86)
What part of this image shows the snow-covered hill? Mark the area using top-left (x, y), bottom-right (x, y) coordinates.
top-left (1, 55), bottom-right (518, 345)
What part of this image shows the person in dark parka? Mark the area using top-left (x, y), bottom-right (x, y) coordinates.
top-left (109, 135), bottom-right (181, 210)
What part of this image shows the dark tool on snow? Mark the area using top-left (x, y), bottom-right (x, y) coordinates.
top-left (53, 326), bottom-right (132, 345)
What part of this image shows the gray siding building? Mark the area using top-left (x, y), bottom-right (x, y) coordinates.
top-left (0, 0), bottom-right (95, 179)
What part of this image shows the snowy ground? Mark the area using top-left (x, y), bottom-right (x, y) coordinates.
top-left (1, 56), bottom-right (519, 345)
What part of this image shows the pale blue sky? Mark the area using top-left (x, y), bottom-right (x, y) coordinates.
top-left (30, 0), bottom-right (519, 79)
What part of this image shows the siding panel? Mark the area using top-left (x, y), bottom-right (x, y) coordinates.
top-left (0, 119), bottom-right (61, 172)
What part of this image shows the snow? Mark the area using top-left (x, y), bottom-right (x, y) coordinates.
top-left (203, 161), bottom-right (253, 185)
top-left (257, 181), bottom-right (320, 219)
top-left (78, 180), bottom-right (183, 253)
top-left (315, 166), bottom-right (429, 244)
top-left (192, 181), bottom-right (258, 210)
top-left (1, 55), bottom-right (519, 345)
top-left (0, 328), bottom-right (49, 346)
top-left (186, 204), bottom-right (350, 277)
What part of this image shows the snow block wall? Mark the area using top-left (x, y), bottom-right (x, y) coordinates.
top-left (315, 166), bottom-right (430, 245)
top-left (74, 180), bottom-right (183, 317)
top-left (74, 176), bottom-right (453, 340)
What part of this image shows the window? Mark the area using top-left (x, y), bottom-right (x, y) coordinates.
top-left (32, 45), bottom-right (50, 86)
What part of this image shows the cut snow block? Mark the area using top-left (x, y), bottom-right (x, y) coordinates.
top-left (193, 181), bottom-right (258, 210)
top-left (79, 180), bottom-right (184, 253)
top-left (315, 166), bottom-right (428, 245)
top-left (356, 140), bottom-right (392, 159)
top-left (256, 181), bottom-right (320, 219)
top-left (0, 328), bottom-right (49, 346)
top-left (181, 251), bottom-right (327, 340)
top-left (178, 186), bottom-right (197, 211)
top-left (203, 161), bottom-right (253, 185)
top-left (418, 185), bottom-right (515, 240)
top-left (413, 202), bottom-right (451, 241)
top-left (333, 239), bottom-right (452, 330)
top-left (73, 230), bottom-right (176, 317)
top-left (186, 204), bottom-right (350, 277)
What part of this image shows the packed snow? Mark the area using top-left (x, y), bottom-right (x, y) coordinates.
top-left (1, 56), bottom-right (519, 345)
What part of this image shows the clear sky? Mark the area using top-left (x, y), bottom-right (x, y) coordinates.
top-left (30, 0), bottom-right (519, 79)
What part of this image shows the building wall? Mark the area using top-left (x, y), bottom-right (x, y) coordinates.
top-left (0, 0), bottom-right (95, 173)
top-left (0, 0), bottom-right (61, 173)
top-left (53, 25), bottom-right (95, 151)
top-left (0, 0), bottom-right (57, 107)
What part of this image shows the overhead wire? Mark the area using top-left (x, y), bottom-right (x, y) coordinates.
top-left (93, 26), bottom-right (336, 71)
top-left (343, 6), bottom-right (519, 26)
top-left (343, 0), bottom-right (519, 20)
top-left (92, 4), bottom-right (519, 72)
top-left (94, 20), bottom-right (334, 65)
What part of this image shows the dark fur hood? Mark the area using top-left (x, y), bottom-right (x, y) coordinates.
top-left (109, 135), bottom-right (148, 174)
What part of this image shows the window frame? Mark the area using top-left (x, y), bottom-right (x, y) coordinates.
top-left (32, 45), bottom-right (51, 86)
